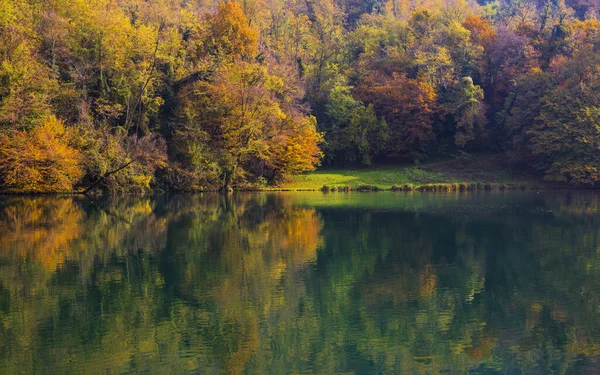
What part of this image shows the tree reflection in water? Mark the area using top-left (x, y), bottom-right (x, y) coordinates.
top-left (0, 192), bottom-right (600, 374)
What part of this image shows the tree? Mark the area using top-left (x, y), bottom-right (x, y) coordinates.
top-left (175, 61), bottom-right (322, 190)
top-left (80, 127), bottom-right (168, 194)
top-left (484, 26), bottom-right (539, 123)
top-left (0, 117), bottom-right (83, 192)
top-left (0, 0), bottom-right (56, 129)
top-left (347, 104), bottom-right (389, 165)
top-left (502, 67), bottom-right (553, 151)
top-left (322, 78), bottom-right (361, 164)
top-left (304, 0), bottom-right (347, 118)
top-left (211, 63), bottom-right (284, 189)
top-left (463, 15), bottom-right (496, 79)
top-left (528, 50), bottom-right (600, 184)
top-left (205, 1), bottom-right (258, 60)
top-left (268, 115), bottom-right (323, 181)
top-left (448, 77), bottom-right (487, 148)
top-left (355, 72), bottom-right (437, 160)
top-left (463, 15), bottom-right (496, 50)
top-left (438, 21), bottom-right (482, 79)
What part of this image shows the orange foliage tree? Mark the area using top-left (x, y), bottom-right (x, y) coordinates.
top-left (268, 116), bottom-right (323, 180)
top-left (463, 15), bottom-right (496, 50)
top-left (0, 117), bottom-right (83, 192)
top-left (175, 61), bottom-right (322, 189)
top-left (355, 72), bottom-right (437, 159)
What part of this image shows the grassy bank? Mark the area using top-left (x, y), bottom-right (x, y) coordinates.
top-left (0, 156), bottom-right (547, 195)
top-left (277, 156), bottom-right (544, 191)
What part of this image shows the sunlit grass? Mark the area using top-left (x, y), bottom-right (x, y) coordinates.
top-left (277, 157), bottom-right (541, 191)
top-left (282, 167), bottom-right (446, 190)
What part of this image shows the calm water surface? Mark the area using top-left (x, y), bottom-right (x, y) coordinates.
top-left (1, 192), bottom-right (600, 374)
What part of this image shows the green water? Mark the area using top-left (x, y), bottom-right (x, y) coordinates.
top-left (1, 192), bottom-right (600, 374)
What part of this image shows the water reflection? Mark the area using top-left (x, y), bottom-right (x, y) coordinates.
top-left (0, 192), bottom-right (600, 374)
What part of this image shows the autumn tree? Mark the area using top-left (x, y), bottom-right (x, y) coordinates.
top-left (355, 72), bottom-right (437, 160)
top-left (463, 15), bottom-right (496, 79)
top-left (527, 50), bottom-right (600, 184)
top-left (205, 1), bottom-right (259, 60)
top-left (303, 0), bottom-right (347, 118)
top-left (0, 0), bottom-right (57, 129)
top-left (80, 127), bottom-right (168, 194)
top-left (0, 117), bottom-right (83, 192)
top-left (175, 61), bottom-right (321, 190)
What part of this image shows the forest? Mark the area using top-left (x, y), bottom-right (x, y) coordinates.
top-left (1, 0), bottom-right (599, 193)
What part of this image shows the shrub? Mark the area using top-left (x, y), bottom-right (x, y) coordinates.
top-left (356, 184), bottom-right (379, 192)
top-left (155, 164), bottom-right (211, 192)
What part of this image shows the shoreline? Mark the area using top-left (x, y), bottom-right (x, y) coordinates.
top-left (0, 156), bottom-right (575, 196)
top-left (1, 182), bottom-right (589, 196)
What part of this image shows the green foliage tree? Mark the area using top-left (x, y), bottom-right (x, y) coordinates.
top-left (502, 67), bottom-right (553, 151)
top-left (347, 104), bottom-right (389, 165)
top-left (448, 76), bottom-right (487, 148)
top-left (322, 77), bottom-right (361, 164)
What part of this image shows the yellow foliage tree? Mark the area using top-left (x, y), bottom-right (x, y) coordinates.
top-left (207, 1), bottom-right (258, 60)
top-left (269, 116), bottom-right (324, 180)
top-left (0, 117), bottom-right (83, 192)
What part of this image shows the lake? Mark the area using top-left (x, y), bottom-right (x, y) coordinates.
top-left (1, 192), bottom-right (600, 374)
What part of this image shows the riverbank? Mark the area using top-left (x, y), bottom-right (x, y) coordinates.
top-left (275, 156), bottom-right (546, 191)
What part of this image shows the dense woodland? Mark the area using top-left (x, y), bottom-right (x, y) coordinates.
top-left (1, 0), bottom-right (600, 192)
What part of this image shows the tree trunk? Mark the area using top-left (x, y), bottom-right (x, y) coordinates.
top-left (221, 171), bottom-right (234, 193)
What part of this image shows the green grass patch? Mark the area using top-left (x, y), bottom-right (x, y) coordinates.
top-left (278, 156), bottom-right (542, 191)
top-left (281, 166), bottom-right (445, 190)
